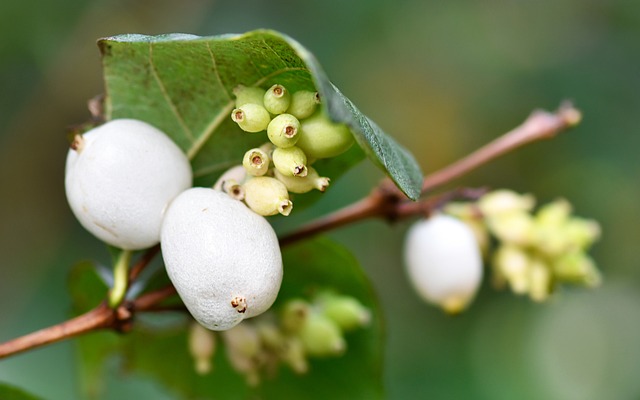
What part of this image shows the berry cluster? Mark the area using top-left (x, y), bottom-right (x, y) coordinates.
top-left (188, 292), bottom-right (371, 385)
top-left (446, 189), bottom-right (601, 302)
top-left (222, 84), bottom-right (354, 216)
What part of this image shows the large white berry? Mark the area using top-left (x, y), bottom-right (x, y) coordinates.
top-left (65, 119), bottom-right (192, 250)
top-left (161, 187), bottom-right (283, 331)
top-left (404, 214), bottom-right (483, 313)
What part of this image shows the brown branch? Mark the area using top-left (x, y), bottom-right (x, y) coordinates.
top-left (279, 103), bottom-right (581, 246)
top-left (0, 103), bottom-right (581, 360)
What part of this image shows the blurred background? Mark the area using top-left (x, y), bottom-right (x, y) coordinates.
top-left (1, 0), bottom-right (639, 399)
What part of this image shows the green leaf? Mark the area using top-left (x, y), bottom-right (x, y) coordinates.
top-left (0, 382), bottom-right (43, 400)
top-left (98, 30), bottom-right (422, 200)
top-left (71, 237), bottom-right (383, 399)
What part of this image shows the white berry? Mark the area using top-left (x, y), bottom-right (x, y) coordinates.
top-left (161, 187), bottom-right (283, 331)
top-left (65, 119), bottom-right (192, 250)
top-left (404, 214), bottom-right (483, 313)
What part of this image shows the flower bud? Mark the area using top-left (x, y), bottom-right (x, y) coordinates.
top-left (267, 113), bottom-right (301, 148)
top-left (231, 103), bottom-right (271, 133)
top-left (213, 165), bottom-right (247, 191)
top-left (272, 146), bottom-right (308, 177)
top-left (552, 251), bottom-right (601, 287)
top-left (242, 148), bottom-right (270, 177)
top-left (243, 176), bottom-right (293, 216)
top-left (298, 313), bottom-right (346, 357)
top-left (297, 111), bottom-right (354, 159)
top-left (273, 166), bottom-right (330, 193)
top-left (233, 85), bottom-right (266, 107)
top-left (286, 90), bottom-right (320, 119)
top-left (478, 190), bottom-right (535, 217)
top-left (263, 84), bottom-right (291, 115)
top-left (528, 257), bottom-right (552, 302)
top-left (493, 244), bottom-right (530, 294)
top-left (486, 211), bottom-right (534, 246)
top-left (222, 322), bottom-right (263, 386)
top-left (535, 198), bottom-right (572, 227)
top-left (281, 299), bottom-right (311, 332)
top-left (565, 217), bottom-right (601, 250)
top-left (188, 321), bottom-right (216, 375)
top-left (280, 336), bottom-right (308, 374)
top-left (404, 214), bottom-right (483, 314)
top-left (318, 294), bottom-right (371, 332)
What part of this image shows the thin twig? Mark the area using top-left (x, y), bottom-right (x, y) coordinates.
top-left (279, 103), bottom-right (581, 246)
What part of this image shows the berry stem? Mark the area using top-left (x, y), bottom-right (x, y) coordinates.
top-left (108, 249), bottom-right (132, 308)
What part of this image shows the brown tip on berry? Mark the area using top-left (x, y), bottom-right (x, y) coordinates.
top-left (231, 109), bottom-right (244, 123)
top-left (70, 134), bottom-right (85, 152)
top-left (272, 85), bottom-right (284, 97)
top-left (284, 125), bottom-right (297, 138)
top-left (231, 296), bottom-right (247, 313)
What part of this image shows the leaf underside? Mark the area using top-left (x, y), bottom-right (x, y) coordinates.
top-left (98, 30), bottom-right (423, 200)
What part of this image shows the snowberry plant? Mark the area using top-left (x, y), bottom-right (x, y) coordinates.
top-left (0, 30), bottom-right (600, 399)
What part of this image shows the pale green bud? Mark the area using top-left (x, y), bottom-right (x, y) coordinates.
top-left (319, 294), bottom-right (371, 332)
top-left (243, 176), bottom-right (293, 216)
top-left (267, 113), bottom-right (301, 148)
top-left (533, 223), bottom-right (571, 257)
top-left (297, 111), bottom-right (354, 159)
top-left (272, 146), bottom-right (308, 177)
top-left (221, 321), bottom-right (262, 386)
top-left (263, 84), bottom-right (291, 114)
top-left (273, 166), bottom-right (330, 193)
top-left (221, 179), bottom-right (245, 201)
top-left (552, 251), bottom-right (601, 287)
top-left (280, 336), bottom-right (308, 374)
top-left (255, 319), bottom-right (283, 350)
top-left (487, 211), bottom-right (534, 246)
top-left (233, 85), bottom-right (266, 107)
top-left (298, 313), bottom-right (346, 357)
top-left (535, 198), bottom-right (572, 227)
top-left (565, 218), bottom-right (601, 250)
top-left (286, 90), bottom-right (320, 119)
top-left (231, 104), bottom-right (271, 133)
top-left (443, 202), bottom-right (481, 220)
top-left (242, 148), bottom-right (270, 177)
top-left (281, 299), bottom-right (311, 333)
top-left (478, 190), bottom-right (535, 217)
top-left (188, 321), bottom-right (216, 375)
top-left (528, 257), bottom-right (552, 302)
top-left (493, 245), bottom-right (531, 294)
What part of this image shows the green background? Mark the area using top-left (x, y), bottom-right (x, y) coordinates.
top-left (1, 1), bottom-right (639, 399)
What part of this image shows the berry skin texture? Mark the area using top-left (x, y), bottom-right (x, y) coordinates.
top-left (286, 90), bottom-right (320, 120)
top-left (297, 111), bottom-right (354, 159)
top-left (161, 187), bottom-right (283, 331)
top-left (243, 176), bottom-right (293, 216)
top-left (404, 214), bottom-right (483, 314)
top-left (65, 119), bottom-right (192, 250)
top-left (272, 146), bottom-right (308, 177)
top-left (231, 104), bottom-right (271, 133)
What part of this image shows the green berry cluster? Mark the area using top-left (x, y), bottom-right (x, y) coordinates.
top-left (225, 84), bottom-right (354, 216)
top-left (187, 291), bottom-right (370, 385)
top-left (445, 189), bottom-right (602, 302)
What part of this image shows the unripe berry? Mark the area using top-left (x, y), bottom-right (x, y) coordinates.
top-left (404, 214), bottom-right (483, 314)
top-left (297, 111), bottom-right (354, 159)
top-left (492, 244), bottom-right (531, 294)
top-left (231, 104), bottom-right (271, 133)
top-left (478, 190), bottom-right (535, 216)
top-left (213, 165), bottom-right (246, 200)
top-left (161, 188), bottom-right (283, 331)
top-left (267, 113), bottom-right (300, 148)
top-left (243, 176), bottom-right (293, 216)
top-left (273, 166), bottom-right (330, 193)
top-left (233, 85), bottom-right (266, 107)
top-left (65, 119), bottom-right (192, 250)
top-left (281, 299), bottom-right (311, 332)
top-left (188, 321), bottom-right (216, 375)
top-left (242, 148), bottom-right (270, 177)
top-left (298, 313), bottom-right (346, 357)
top-left (319, 294), bottom-right (371, 332)
top-left (272, 146), bottom-right (308, 177)
top-left (263, 84), bottom-right (291, 114)
top-left (286, 90), bottom-right (320, 120)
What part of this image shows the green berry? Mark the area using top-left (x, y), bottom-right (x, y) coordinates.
top-left (297, 111), bottom-right (354, 159)
top-left (263, 84), bottom-right (291, 114)
top-left (274, 166), bottom-right (330, 193)
top-left (243, 176), bottom-right (293, 216)
top-left (267, 114), bottom-right (301, 148)
top-left (298, 313), bottom-right (346, 357)
top-left (281, 299), bottom-right (311, 332)
top-left (272, 146), bottom-right (308, 177)
top-left (233, 85), bottom-right (266, 107)
top-left (242, 148), bottom-right (270, 177)
top-left (287, 90), bottom-right (320, 119)
top-left (231, 104), bottom-right (271, 133)
top-left (319, 294), bottom-right (371, 332)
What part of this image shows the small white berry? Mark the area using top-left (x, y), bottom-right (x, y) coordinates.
top-left (65, 119), bottom-right (192, 250)
top-left (161, 187), bottom-right (283, 331)
top-left (404, 214), bottom-right (483, 313)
